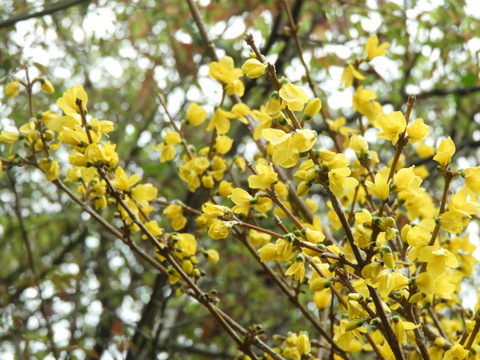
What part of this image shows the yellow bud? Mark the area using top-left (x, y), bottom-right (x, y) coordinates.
top-left (182, 259), bottom-right (194, 274)
top-left (241, 58), bottom-right (267, 79)
top-left (303, 98), bottom-right (322, 119)
top-left (5, 81), bottom-right (20, 98)
top-left (205, 249), bottom-right (220, 264)
top-left (40, 78), bottom-right (55, 94)
top-left (297, 332), bottom-right (311, 354)
top-left (314, 291), bottom-right (331, 309)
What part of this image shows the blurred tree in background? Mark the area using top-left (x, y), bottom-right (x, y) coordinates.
top-left (1, 0), bottom-right (480, 359)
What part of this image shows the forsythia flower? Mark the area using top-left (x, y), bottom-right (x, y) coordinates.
top-left (262, 128), bottom-right (317, 168)
top-left (241, 58), bottom-right (267, 78)
top-left (417, 245), bottom-right (459, 276)
top-left (131, 183), bottom-right (158, 208)
top-left (365, 173), bottom-right (390, 201)
top-left (248, 229), bottom-right (271, 247)
top-left (209, 56), bottom-right (244, 96)
top-left (57, 84), bottom-right (88, 116)
top-left (163, 203), bottom-right (187, 231)
top-left (0, 130), bottom-right (20, 143)
top-left (464, 167), bottom-right (480, 194)
top-left (433, 137), bottom-right (455, 165)
top-left (279, 82), bottom-right (309, 111)
top-left (443, 342), bottom-right (469, 360)
top-left (112, 166), bottom-right (140, 191)
top-left (375, 111), bottom-right (406, 145)
top-left (365, 35), bottom-right (389, 60)
top-left (208, 220), bottom-right (230, 239)
top-left (5, 81), bottom-right (20, 98)
top-left (156, 130), bottom-right (181, 162)
top-left (143, 220), bottom-right (163, 238)
top-left (341, 64), bottom-right (365, 88)
top-left (285, 255), bottom-right (306, 281)
top-left (214, 135), bottom-right (233, 154)
top-left (248, 162), bottom-right (278, 189)
top-left (206, 108), bottom-right (235, 135)
top-left (390, 317), bottom-right (418, 345)
top-left (328, 167), bottom-right (359, 197)
top-left (209, 56), bottom-right (243, 84)
top-left (417, 141), bottom-right (435, 158)
top-left (406, 118), bottom-right (429, 143)
top-left (39, 158), bottom-right (60, 181)
top-left (186, 103), bottom-right (207, 126)
top-left (352, 87), bottom-right (384, 123)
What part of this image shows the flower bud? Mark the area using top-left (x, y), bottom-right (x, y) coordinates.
top-left (5, 81), bottom-right (20, 98)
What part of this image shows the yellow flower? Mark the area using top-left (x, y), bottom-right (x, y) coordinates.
top-left (365, 35), bottom-right (389, 60)
top-left (131, 183), bottom-right (158, 208)
top-left (156, 130), bottom-right (181, 162)
top-left (163, 203), bottom-right (187, 231)
top-left (174, 233), bottom-right (197, 258)
top-left (328, 167), bottom-right (359, 197)
top-left (112, 166), bottom-right (140, 191)
top-left (375, 111), bottom-right (406, 145)
top-left (230, 188), bottom-right (253, 215)
top-left (365, 173), bottom-right (390, 201)
top-left (206, 108), bottom-right (235, 135)
top-left (208, 220), bottom-right (230, 239)
top-left (84, 142), bottom-right (118, 168)
top-left (252, 106), bottom-right (273, 140)
top-left (202, 202), bottom-right (229, 219)
top-left (143, 220), bottom-right (163, 239)
top-left (285, 255), bottom-right (306, 281)
top-left (214, 134), bottom-right (233, 154)
top-left (248, 163), bottom-right (278, 189)
top-left (390, 317), bottom-right (418, 345)
top-left (248, 229), bottom-right (271, 247)
top-left (326, 117), bottom-right (346, 132)
top-left (443, 342), bottom-right (469, 360)
top-left (417, 141), bottom-right (435, 158)
top-left (57, 84), bottom-right (88, 116)
top-left (279, 82), bottom-right (309, 111)
top-left (433, 137), bottom-right (455, 165)
top-left (341, 64), bottom-right (365, 88)
top-left (241, 58), bottom-right (267, 78)
top-left (417, 245), bottom-right (459, 276)
top-left (262, 128), bottom-right (317, 168)
top-left (39, 158), bottom-right (60, 181)
top-left (352, 87), bottom-right (384, 123)
top-left (464, 167), bottom-right (480, 194)
top-left (258, 243), bottom-right (279, 262)
top-left (40, 78), bottom-right (55, 94)
top-left (186, 103), bottom-right (207, 126)
top-left (225, 79), bottom-right (244, 96)
top-left (406, 118), bottom-right (429, 143)
top-left (89, 118), bottom-right (114, 137)
top-left (303, 98), bottom-right (322, 119)
top-left (218, 180), bottom-right (233, 197)
top-left (5, 81), bottom-right (20, 98)
top-left (209, 56), bottom-right (243, 84)
top-left (0, 130), bottom-right (20, 143)
top-left (393, 167), bottom-right (422, 198)
top-left (201, 174), bottom-right (214, 189)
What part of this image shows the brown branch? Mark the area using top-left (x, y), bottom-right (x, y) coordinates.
top-left (0, 0), bottom-right (91, 29)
